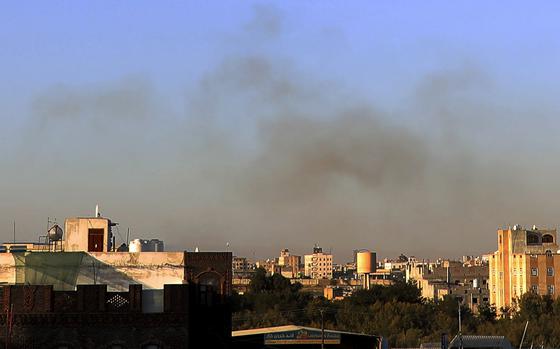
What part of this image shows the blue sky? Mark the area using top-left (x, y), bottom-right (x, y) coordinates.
top-left (2, 1), bottom-right (560, 260)
top-left (3, 1), bottom-right (559, 112)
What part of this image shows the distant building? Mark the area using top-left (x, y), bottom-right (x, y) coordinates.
top-left (277, 249), bottom-right (302, 278)
top-left (407, 260), bottom-right (489, 313)
top-left (489, 225), bottom-right (560, 312)
top-left (304, 245), bottom-right (333, 279)
top-left (256, 259), bottom-right (281, 276)
top-left (233, 256), bottom-right (249, 272)
top-left (140, 238), bottom-right (165, 252)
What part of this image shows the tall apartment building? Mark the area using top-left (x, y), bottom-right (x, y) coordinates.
top-left (304, 245), bottom-right (333, 279)
top-left (489, 225), bottom-right (559, 312)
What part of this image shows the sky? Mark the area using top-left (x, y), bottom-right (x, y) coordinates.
top-left (2, 1), bottom-right (560, 262)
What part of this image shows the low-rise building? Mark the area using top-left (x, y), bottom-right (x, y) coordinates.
top-left (407, 259), bottom-right (489, 312)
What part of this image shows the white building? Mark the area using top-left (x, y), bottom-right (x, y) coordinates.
top-left (304, 245), bottom-right (333, 279)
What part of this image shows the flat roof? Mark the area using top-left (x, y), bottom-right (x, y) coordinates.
top-left (232, 325), bottom-right (376, 338)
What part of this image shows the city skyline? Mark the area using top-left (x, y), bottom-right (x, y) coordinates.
top-left (3, 2), bottom-right (560, 261)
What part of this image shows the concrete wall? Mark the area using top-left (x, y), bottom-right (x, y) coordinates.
top-left (0, 254), bottom-right (16, 285)
top-left (82, 252), bottom-right (185, 291)
top-left (0, 252), bottom-right (186, 292)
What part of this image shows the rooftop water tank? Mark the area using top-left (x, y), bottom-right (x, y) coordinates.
top-left (47, 224), bottom-right (63, 241)
top-left (129, 239), bottom-right (142, 253)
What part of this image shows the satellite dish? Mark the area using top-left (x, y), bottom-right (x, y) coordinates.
top-left (47, 225), bottom-right (63, 241)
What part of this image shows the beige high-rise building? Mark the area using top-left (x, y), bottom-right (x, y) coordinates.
top-left (489, 225), bottom-right (559, 312)
top-left (304, 246), bottom-right (333, 279)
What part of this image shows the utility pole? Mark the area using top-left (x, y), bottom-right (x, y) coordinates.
top-left (320, 308), bottom-right (325, 349)
top-left (458, 301), bottom-right (463, 349)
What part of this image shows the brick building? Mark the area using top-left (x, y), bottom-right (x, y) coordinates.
top-left (0, 283), bottom-right (230, 348)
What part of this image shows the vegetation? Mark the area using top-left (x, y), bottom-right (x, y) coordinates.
top-left (232, 269), bottom-right (560, 347)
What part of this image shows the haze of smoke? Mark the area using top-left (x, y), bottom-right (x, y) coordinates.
top-left (4, 5), bottom-right (560, 261)
top-left (31, 76), bottom-right (154, 126)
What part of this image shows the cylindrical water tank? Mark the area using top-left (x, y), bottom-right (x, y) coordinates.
top-left (47, 225), bottom-right (63, 241)
top-left (357, 251), bottom-right (376, 274)
top-left (129, 239), bottom-right (142, 253)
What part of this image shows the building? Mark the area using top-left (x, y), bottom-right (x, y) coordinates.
top-left (0, 215), bottom-right (232, 293)
top-left (407, 260), bottom-right (489, 312)
top-left (64, 216), bottom-right (117, 252)
top-left (233, 256), bottom-right (249, 272)
top-left (255, 259), bottom-right (281, 276)
top-left (140, 239), bottom-right (165, 252)
top-left (232, 325), bottom-right (383, 349)
top-left (277, 249), bottom-right (302, 278)
top-left (304, 245), bottom-right (333, 279)
top-left (0, 211), bottom-right (234, 347)
top-left (0, 283), bottom-right (230, 348)
top-left (489, 225), bottom-right (559, 312)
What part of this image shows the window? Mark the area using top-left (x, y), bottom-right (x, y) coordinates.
top-left (548, 267), bottom-right (554, 276)
top-left (543, 234), bottom-right (554, 243)
top-left (531, 285), bottom-right (538, 294)
top-left (531, 268), bottom-right (538, 276)
top-left (548, 285), bottom-right (555, 295)
top-left (472, 297), bottom-right (478, 304)
top-left (546, 250), bottom-right (553, 257)
top-left (527, 232), bottom-right (539, 244)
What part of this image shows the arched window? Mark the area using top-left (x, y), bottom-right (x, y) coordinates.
top-left (543, 234), bottom-right (554, 243)
top-left (198, 271), bottom-right (221, 288)
top-left (546, 250), bottom-right (553, 257)
top-left (197, 271), bottom-right (222, 305)
top-left (527, 232), bottom-right (539, 244)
